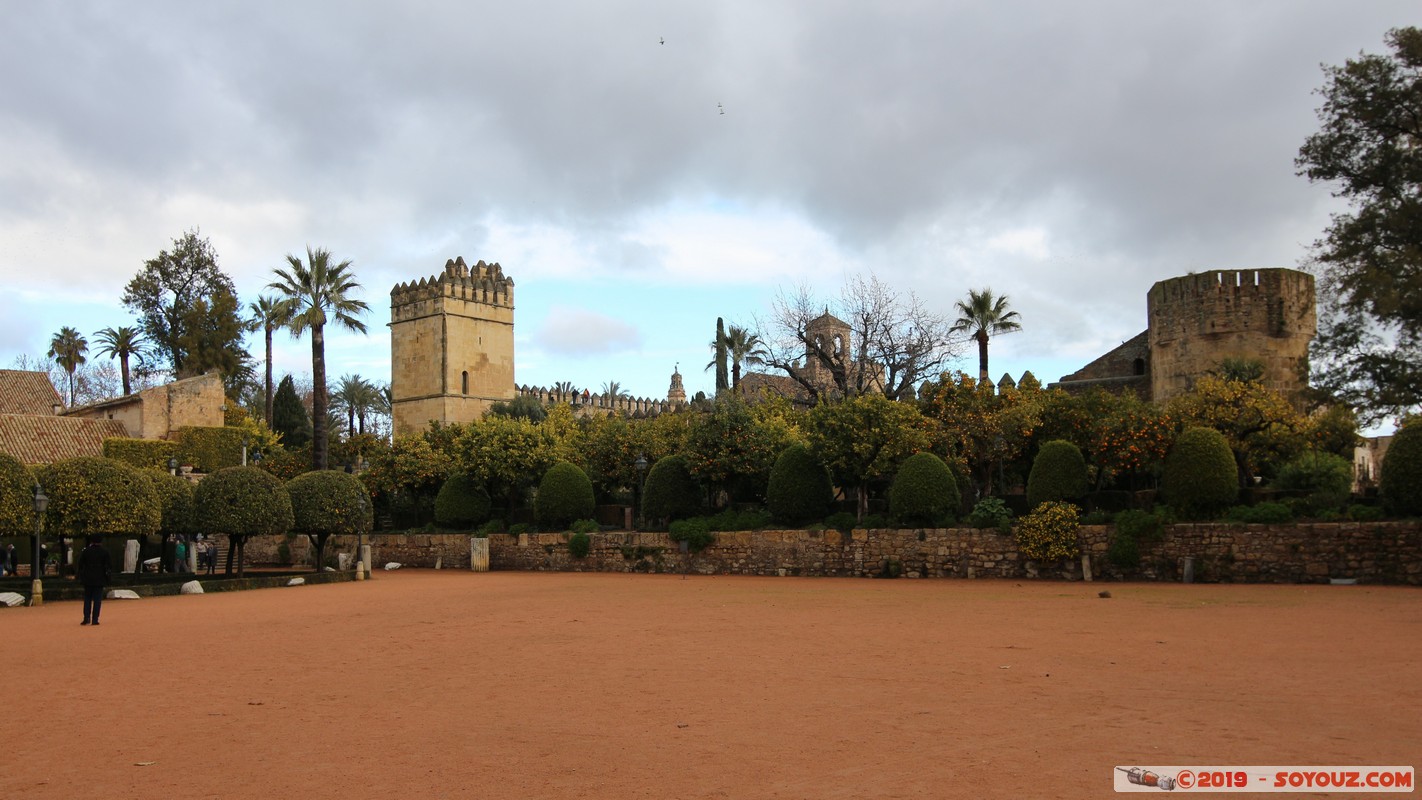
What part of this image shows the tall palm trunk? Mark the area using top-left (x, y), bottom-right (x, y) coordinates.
top-left (976, 330), bottom-right (990, 383)
top-left (264, 327), bottom-right (275, 422)
top-left (311, 326), bottom-right (328, 470)
top-left (119, 353), bottom-right (132, 395)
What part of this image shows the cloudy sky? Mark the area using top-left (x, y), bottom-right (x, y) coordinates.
top-left (2, 1), bottom-right (1414, 408)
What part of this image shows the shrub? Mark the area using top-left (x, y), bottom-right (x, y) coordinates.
top-left (1225, 502), bottom-right (1293, 524)
top-left (0, 451), bottom-right (34, 534)
top-left (146, 469), bottom-right (196, 536)
top-left (477, 519), bottom-right (506, 535)
top-left (704, 507), bottom-right (772, 531)
top-left (103, 437), bottom-right (178, 471)
top-left (765, 444), bottom-right (833, 526)
top-left (569, 519), bottom-right (600, 534)
top-left (535, 462), bottom-right (596, 530)
top-left (1026, 440), bottom-right (1088, 508)
top-left (668, 517), bottom-right (715, 552)
top-left (193, 466), bottom-right (293, 576)
top-left (36, 457), bottom-right (161, 538)
top-left (434, 471), bottom-right (491, 529)
top-left (642, 455), bottom-right (702, 524)
top-left (824, 511), bottom-right (857, 535)
top-left (1161, 427), bottom-right (1239, 519)
top-left (1107, 509), bottom-right (1166, 569)
top-left (888, 452), bottom-right (959, 527)
top-left (172, 426), bottom-right (252, 473)
top-left (967, 498), bottom-right (1014, 532)
top-left (1381, 421), bottom-right (1422, 516)
top-left (1273, 450), bottom-right (1353, 516)
top-left (1081, 510), bottom-right (1113, 525)
top-left (1015, 501), bottom-right (1081, 563)
top-left (509, 522), bottom-right (532, 536)
top-left (568, 531), bottom-right (591, 558)
top-left (1347, 503), bottom-right (1384, 522)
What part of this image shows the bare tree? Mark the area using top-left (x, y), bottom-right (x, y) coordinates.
top-left (756, 274), bottom-right (962, 404)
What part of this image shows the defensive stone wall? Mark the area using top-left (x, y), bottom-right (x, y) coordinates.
top-left (1147, 268), bottom-right (1315, 402)
top-left (220, 522), bottom-right (1422, 585)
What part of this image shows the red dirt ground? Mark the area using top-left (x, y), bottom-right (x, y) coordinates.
top-left (3, 571), bottom-right (1419, 799)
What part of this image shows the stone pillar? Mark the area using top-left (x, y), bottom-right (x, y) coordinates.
top-left (360, 544), bottom-right (372, 575)
top-left (470, 537), bottom-right (489, 572)
top-left (123, 539), bottom-right (140, 574)
top-left (1183, 557), bottom-right (1195, 584)
top-left (188, 540), bottom-right (198, 573)
top-left (1081, 554), bottom-right (1093, 582)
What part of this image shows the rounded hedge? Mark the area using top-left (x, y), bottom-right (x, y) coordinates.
top-left (1161, 426), bottom-right (1239, 519)
top-left (535, 461), bottom-right (596, 530)
top-left (1026, 440), bottom-right (1088, 508)
top-left (194, 465), bottom-right (293, 537)
top-left (1381, 421), bottom-right (1422, 516)
top-left (766, 444), bottom-right (832, 526)
top-left (889, 452), bottom-right (959, 527)
top-left (146, 469), bottom-right (196, 536)
top-left (36, 456), bottom-right (160, 537)
top-left (1016, 501), bottom-right (1081, 563)
top-left (286, 470), bottom-right (373, 536)
top-left (0, 450), bottom-right (33, 535)
top-left (642, 455), bottom-right (702, 523)
top-left (434, 470), bottom-right (492, 529)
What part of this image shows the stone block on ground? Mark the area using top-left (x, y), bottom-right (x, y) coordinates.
top-left (287, 577), bottom-right (306, 586)
top-left (0, 591), bottom-right (24, 607)
top-left (180, 581), bottom-right (204, 595)
top-left (107, 589), bottom-right (141, 600)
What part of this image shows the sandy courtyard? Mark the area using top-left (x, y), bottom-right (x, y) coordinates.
top-left (3, 571), bottom-right (1418, 798)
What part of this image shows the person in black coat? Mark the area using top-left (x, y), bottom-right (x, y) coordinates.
top-left (76, 535), bottom-right (112, 626)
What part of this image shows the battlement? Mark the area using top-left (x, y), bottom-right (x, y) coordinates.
top-left (515, 385), bottom-right (676, 418)
top-left (1148, 268), bottom-right (1314, 339)
top-left (390, 256), bottom-right (515, 311)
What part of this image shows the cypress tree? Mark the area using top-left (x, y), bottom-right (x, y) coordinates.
top-left (271, 375), bottom-right (312, 448)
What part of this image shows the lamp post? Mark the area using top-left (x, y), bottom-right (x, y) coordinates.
top-left (633, 454), bottom-right (649, 530)
top-left (30, 484), bottom-right (47, 607)
top-left (355, 492), bottom-right (369, 580)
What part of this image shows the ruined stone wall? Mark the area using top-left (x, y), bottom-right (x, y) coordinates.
top-left (222, 522), bottom-right (1422, 585)
top-left (390, 258), bottom-right (516, 435)
top-left (1147, 268), bottom-right (1315, 403)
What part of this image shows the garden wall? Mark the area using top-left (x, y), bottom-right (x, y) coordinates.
top-left (226, 521), bottom-right (1422, 585)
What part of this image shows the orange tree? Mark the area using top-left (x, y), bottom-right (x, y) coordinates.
top-left (808, 393), bottom-right (931, 520)
top-left (1088, 394), bottom-right (1175, 490)
top-left (918, 371), bottom-right (1039, 498)
top-left (683, 395), bottom-right (794, 505)
top-left (1166, 375), bottom-right (1307, 485)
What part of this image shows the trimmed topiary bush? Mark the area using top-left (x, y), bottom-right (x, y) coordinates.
top-left (642, 455), bottom-right (702, 524)
top-left (1381, 421), bottom-right (1422, 516)
top-left (103, 437), bottom-right (178, 471)
top-left (1161, 426), bottom-right (1239, 520)
top-left (1274, 450), bottom-right (1353, 516)
top-left (194, 466), bottom-right (294, 576)
top-left (1026, 440), bottom-right (1088, 508)
top-left (286, 470), bottom-right (374, 571)
top-left (434, 471), bottom-right (492, 529)
top-left (535, 461), bottom-right (596, 530)
top-left (669, 517), bottom-right (715, 553)
top-left (889, 452), bottom-right (959, 527)
top-left (36, 456), bottom-right (161, 538)
top-left (766, 444), bottom-right (833, 526)
top-left (146, 469), bottom-right (196, 537)
top-left (1015, 501), bottom-right (1081, 563)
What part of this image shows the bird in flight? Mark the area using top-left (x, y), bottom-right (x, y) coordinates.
top-left (718, 102), bottom-right (724, 115)
top-left (659, 37), bottom-right (665, 45)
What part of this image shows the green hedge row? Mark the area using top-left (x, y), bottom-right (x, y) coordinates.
top-left (102, 438), bottom-right (178, 470)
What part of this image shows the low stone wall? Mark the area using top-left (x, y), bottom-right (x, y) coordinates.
top-left (216, 521), bottom-right (1422, 584)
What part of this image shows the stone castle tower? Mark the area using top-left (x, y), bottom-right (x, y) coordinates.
top-left (389, 257), bottom-right (516, 436)
top-left (1147, 268), bottom-right (1315, 402)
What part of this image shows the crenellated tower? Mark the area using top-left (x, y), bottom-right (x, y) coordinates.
top-left (389, 257), bottom-right (516, 435)
top-left (1146, 268), bottom-right (1315, 403)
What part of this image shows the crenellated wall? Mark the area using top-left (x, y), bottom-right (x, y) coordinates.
top-left (1147, 268), bottom-right (1315, 402)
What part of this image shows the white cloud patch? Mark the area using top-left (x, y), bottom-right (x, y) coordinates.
top-left (533, 306), bottom-right (643, 357)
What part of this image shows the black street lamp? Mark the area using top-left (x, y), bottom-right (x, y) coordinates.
top-left (30, 484), bottom-right (47, 607)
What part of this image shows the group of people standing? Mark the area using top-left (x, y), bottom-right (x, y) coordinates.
top-left (0, 542), bottom-right (17, 577)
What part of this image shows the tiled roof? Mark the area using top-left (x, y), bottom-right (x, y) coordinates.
top-left (0, 414), bottom-right (130, 465)
top-left (0, 370), bottom-right (62, 415)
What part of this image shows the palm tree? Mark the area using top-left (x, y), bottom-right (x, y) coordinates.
top-left (950, 288), bottom-right (1022, 384)
top-left (248, 295), bottom-right (294, 422)
top-left (269, 247), bottom-right (370, 471)
top-left (333, 374), bottom-right (380, 437)
top-left (553, 380), bottom-right (575, 402)
top-left (92, 326), bottom-right (145, 396)
top-left (48, 326), bottom-right (88, 406)
top-left (601, 380), bottom-right (629, 404)
top-left (723, 325), bottom-right (766, 391)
